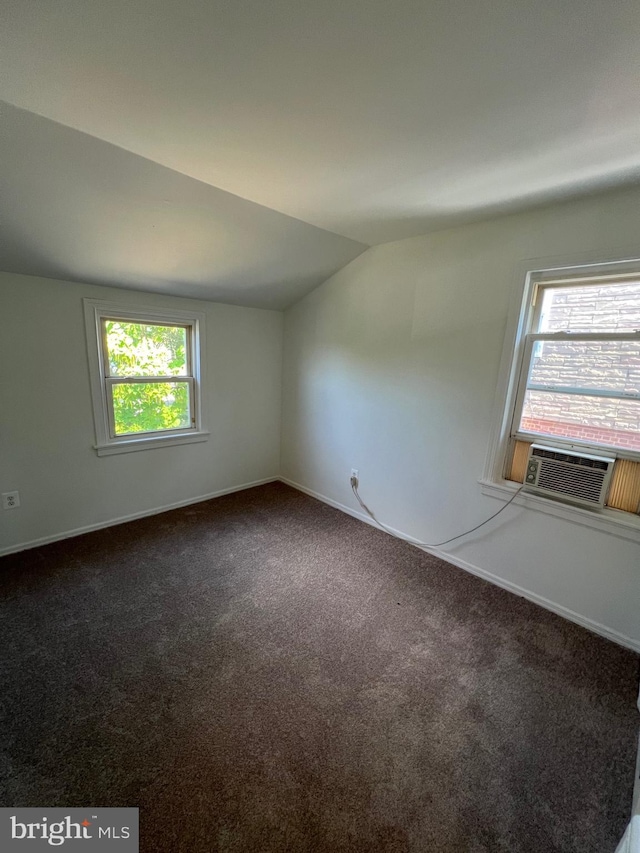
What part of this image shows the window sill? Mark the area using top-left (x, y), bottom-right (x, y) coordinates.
top-left (478, 478), bottom-right (640, 544)
top-left (95, 431), bottom-right (210, 457)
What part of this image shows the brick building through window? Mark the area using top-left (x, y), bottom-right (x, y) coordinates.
top-left (516, 280), bottom-right (640, 453)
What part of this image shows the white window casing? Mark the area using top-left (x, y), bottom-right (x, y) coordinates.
top-left (84, 299), bottom-right (209, 456)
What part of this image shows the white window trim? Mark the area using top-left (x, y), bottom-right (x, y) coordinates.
top-left (482, 251), bottom-right (640, 543)
top-left (84, 299), bottom-right (209, 456)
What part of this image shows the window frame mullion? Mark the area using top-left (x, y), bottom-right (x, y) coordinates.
top-left (529, 331), bottom-right (640, 343)
top-left (105, 375), bottom-right (193, 385)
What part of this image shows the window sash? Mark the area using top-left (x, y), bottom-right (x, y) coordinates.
top-left (522, 330), bottom-right (640, 399)
top-left (530, 274), bottom-right (640, 332)
top-left (104, 377), bottom-right (195, 439)
top-left (511, 330), bottom-right (640, 455)
top-left (100, 318), bottom-right (193, 380)
top-left (99, 318), bottom-right (196, 439)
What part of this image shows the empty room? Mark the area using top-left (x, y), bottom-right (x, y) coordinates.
top-left (1, 1), bottom-right (639, 851)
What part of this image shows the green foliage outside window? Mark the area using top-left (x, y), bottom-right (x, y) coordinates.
top-left (105, 321), bottom-right (192, 435)
top-left (105, 321), bottom-right (187, 376)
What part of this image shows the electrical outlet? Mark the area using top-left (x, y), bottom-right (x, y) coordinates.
top-left (350, 469), bottom-right (359, 485)
top-left (2, 491), bottom-right (20, 510)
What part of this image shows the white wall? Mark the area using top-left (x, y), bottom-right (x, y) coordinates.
top-left (0, 272), bottom-right (283, 553)
top-left (281, 186), bottom-right (640, 650)
top-left (2, 190), bottom-right (639, 648)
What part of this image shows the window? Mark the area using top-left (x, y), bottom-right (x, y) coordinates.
top-left (489, 261), bottom-right (640, 522)
top-left (512, 276), bottom-right (640, 454)
top-left (84, 300), bottom-right (208, 456)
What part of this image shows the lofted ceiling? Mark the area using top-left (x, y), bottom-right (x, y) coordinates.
top-left (0, 104), bottom-right (365, 310)
top-left (1, 0), bottom-right (640, 308)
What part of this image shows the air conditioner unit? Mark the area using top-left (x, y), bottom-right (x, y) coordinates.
top-left (522, 444), bottom-right (615, 509)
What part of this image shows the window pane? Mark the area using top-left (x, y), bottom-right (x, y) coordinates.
top-left (519, 389), bottom-right (640, 452)
top-left (105, 321), bottom-right (188, 377)
top-left (111, 382), bottom-right (191, 435)
top-left (538, 281), bottom-right (640, 333)
top-left (528, 338), bottom-right (640, 396)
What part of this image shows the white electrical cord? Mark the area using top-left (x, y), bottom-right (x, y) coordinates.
top-left (351, 478), bottom-right (523, 549)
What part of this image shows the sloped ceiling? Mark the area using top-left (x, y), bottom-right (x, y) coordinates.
top-left (1, 0), bottom-right (640, 307)
top-left (0, 104), bottom-right (366, 309)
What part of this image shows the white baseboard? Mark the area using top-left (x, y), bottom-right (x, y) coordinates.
top-left (0, 477), bottom-right (279, 557)
top-left (280, 477), bottom-right (640, 654)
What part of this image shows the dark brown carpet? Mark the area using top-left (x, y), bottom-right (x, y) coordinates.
top-left (0, 482), bottom-right (638, 852)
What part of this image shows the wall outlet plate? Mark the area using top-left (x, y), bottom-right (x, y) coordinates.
top-left (2, 491), bottom-right (20, 509)
top-left (351, 469), bottom-right (359, 481)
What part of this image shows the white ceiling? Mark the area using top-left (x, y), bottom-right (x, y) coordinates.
top-left (0, 103), bottom-right (365, 310)
top-left (2, 0), bottom-right (640, 305)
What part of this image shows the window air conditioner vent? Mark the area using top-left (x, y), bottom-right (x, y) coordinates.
top-left (523, 444), bottom-right (615, 509)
